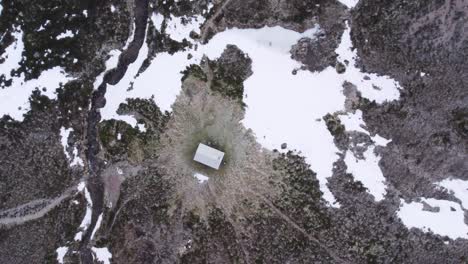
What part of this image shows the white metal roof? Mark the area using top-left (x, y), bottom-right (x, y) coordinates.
top-left (193, 143), bottom-right (224, 170)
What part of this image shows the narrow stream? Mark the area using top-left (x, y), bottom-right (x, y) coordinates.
top-left (80, 0), bottom-right (149, 262)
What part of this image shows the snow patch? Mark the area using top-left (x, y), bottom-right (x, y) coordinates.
top-left (74, 182), bottom-right (93, 241)
top-left (165, 15), bottom-right (205, 42)
top-left (100, 31), bottom-right (149, 127)
top-left (207, 2), bottom-right (214, 12)
top-left (137, 123), bottom-right (146, 132)
top-left (339, 110), bottom-right (368, 135)
top-left (100, 22), bottom-right (400, 207)
top-left (371, 134), bottom-right (392, 146)
top-left (93, 49), bottom-right (122, 90)
top-left (60, 127), bottom-right (73, 160)
top-left (59, 127), bottom-right (83, 167)
top-left (338, 0), bottom-right (359, 9)
top-left (344, 147), bottom-right (387, 201)
top-left (92, 247), bottom-right (112, 264)
top-left (397, 198), bottom-right (468, 239)
top-left (194, 173), bottom-right (209, 183)
top-left (336, 24), bottom-right (400, 103)
top-left (56, 246), bottom-right (68, 264)
top-left (57, 30), bottom-right (74, 40)
top-left (437, 178), bottom-right (468, 209)
top-left (70, 147), bottom-right (84, 167)
top-left (0, 29), bottom-right (74, 121)
top-left (90, 213), bottom-right (103, 240)
top-left (151, 13), bottom-right (164, 32)
top-left (339, 111), bottom-right (391, 146)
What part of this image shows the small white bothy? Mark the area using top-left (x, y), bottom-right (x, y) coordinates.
top-left (193, 143), bottom-right (224, 170)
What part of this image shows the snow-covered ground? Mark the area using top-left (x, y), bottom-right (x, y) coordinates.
top-left (437, 178), bottom-right (468, 209)
top-left (74, 182), bottom-right (93, 241)
top-left (59, 127), bottom-right (84, 167)
top-left (93, 49), bottom-right (122, 90)
top-left (396, 178), bottom-right (468, 239)
top-left (56, 29), bottom-right (75, 40)
top-left (397, 198), bottom-right (468, 239)
top-left (92, 247), bottom-right (112, 264)
top-left (0, 29), bottom-right (74, 121)
top-left (344, 146), bottom-right (387, 201)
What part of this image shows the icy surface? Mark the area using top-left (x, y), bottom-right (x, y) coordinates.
top-left (397, 198), bottom-right (468, 239)
top-left (0, 29), bottom-right (74, 121)
top-left (437, 178), bottom-right (468, 209)
top-left (101, 20), bottom-right (401, 206)
top-left (92, 247), bottom-right (112, 264)
top-left (344, 147), bottom-right (387, 201)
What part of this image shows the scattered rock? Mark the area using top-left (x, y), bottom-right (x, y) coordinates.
top-left (422, 201), bottom-right (440, 213)
top-left (335, 61), bottom-right (346, 73)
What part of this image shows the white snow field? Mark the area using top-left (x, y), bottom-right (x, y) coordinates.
top-left (397, 198), bottom-right (468, 239)
top-left (100, 14), bottom-right (401, 207)
top-left (0, 29), bottom-right (75, 121)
